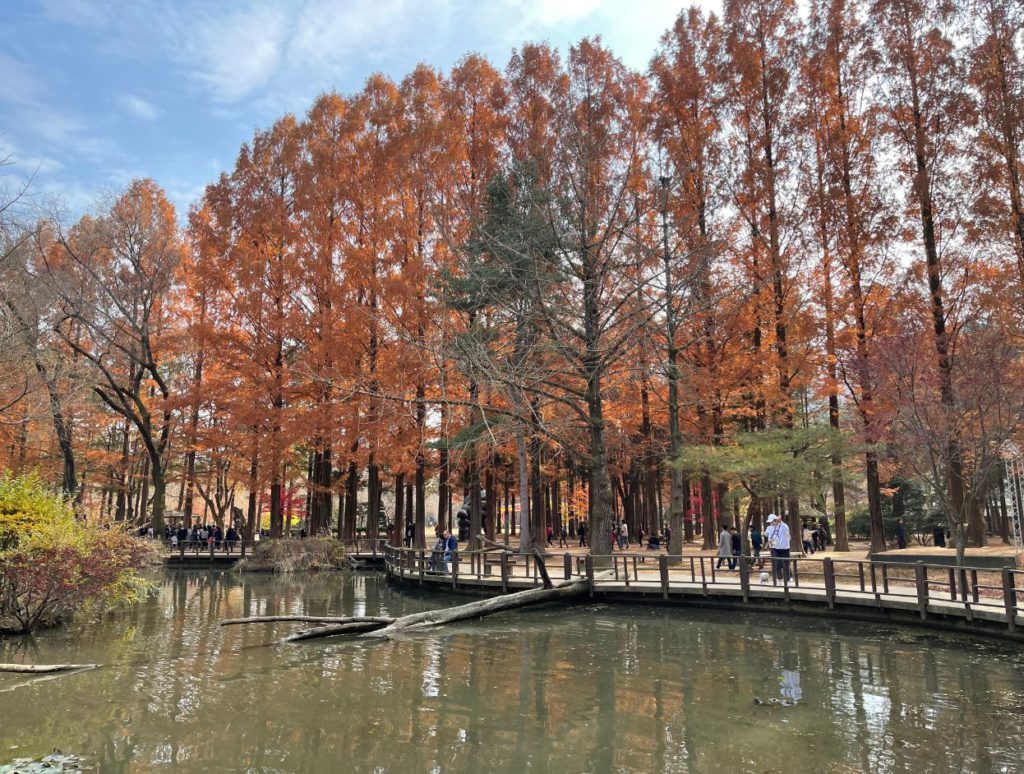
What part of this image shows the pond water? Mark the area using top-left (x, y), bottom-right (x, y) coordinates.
top-left (1, 570), bottom-right (1023, 773)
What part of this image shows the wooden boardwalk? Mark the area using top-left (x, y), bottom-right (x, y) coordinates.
top-left (161, 538), bottom-right (388, 566)
top-left (381, 544), bottom-right (1024, 641)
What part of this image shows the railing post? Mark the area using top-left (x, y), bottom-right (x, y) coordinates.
top-left (451, 551), bottom-right (459, 589)
top-left (914, 561), bottom-right (928, 621)
top-left (564, 553), bottom-right (572, 581)
top-left (501, 552), bottom-right (509, 593)
top-left (1003, 569), bottom-right (1016, 632)
top-left (241, 541), bottom-right (246, 558)
top-left (738, 555), bottom-right (750, 603)
top-left (585, 554), bottom-right (594, 598)
top-left (823, 557), bottom-right (836, 610)
top-left (179, 543), bottom-right (185, 560)
top-left (659, 554), bottom-right (669, 600)
top-left (418, 549), bottom-right (425, 585)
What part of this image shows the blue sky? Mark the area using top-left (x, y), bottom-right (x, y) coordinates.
top-left (1, 0), bottom-right (714, 219)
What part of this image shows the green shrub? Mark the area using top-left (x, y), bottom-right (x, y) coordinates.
top-left (845, 478), bottom-right (935, 544)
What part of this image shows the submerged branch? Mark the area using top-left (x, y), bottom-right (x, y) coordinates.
top-left (0, 663), bottom-right (98, 673)
top-left (219, 615), bottom-right (394, 627)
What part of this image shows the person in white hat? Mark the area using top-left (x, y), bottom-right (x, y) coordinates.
top-left (764, 513), bottom-right (791, 582)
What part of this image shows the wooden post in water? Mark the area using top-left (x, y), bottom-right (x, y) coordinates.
top-left (501, 552), bottom-right (509, 593)
top-left (738, 555), bottom-right (750, 603)
top-left (585, 554), bottom-right (594, 599)
top-left (823, 557), bottom-right (836, 610)
top-left (914, 562), bottom-right (928, 621)
top-left (659, 554), bottom-right (669, 600)
top-left (563, 553), bottom-right (571, 581)
top-left (1003, 569), bottom-right (1016, 632)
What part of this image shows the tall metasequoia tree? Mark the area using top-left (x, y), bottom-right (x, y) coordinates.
top-left (49, 179), bottom-right (183, 532)
top-left (874, 0), bottom-right (978, 547)
top-left (651, 7), bottom-right (727, 553)
top-left (725, 0), bottom-right (805, 530)
top-left (295, 93), bottom-right (354, 537)
top-left (801, 0), bottom-right (889, 551)
top-left (227, 118), bottom-right (303, 539)
top-left (801, 54), bottom-right (848, 548)
top-left (967, 0), bottom-right (1024, 290)
top-left (439, 55), bottom-right (508, 551)
top-left (396, 64), bottom-right (447, 548)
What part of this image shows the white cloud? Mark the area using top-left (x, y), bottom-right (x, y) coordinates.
top-left (527, 0), bottom-right (603, 25)
top-left (0, 137), bottom-right (64, 176)
top-left (120, 94), bottom-right (161, 120)
top-left (179, 4), bottom-right (292, 103)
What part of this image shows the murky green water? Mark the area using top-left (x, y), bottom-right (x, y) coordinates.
top-left (1, 570), bottom-right (1023, 773)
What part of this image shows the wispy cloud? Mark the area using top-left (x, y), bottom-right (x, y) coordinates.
top-left (175, 4), bottom-right (292, 103)
top-left (119, 94), bottom-right (161, 120)
top-left (5, 0), bottom-right (710, 217)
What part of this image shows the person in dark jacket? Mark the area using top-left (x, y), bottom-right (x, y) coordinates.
top-left (729, 526), bottom-right (741, 570)
top-left (895, 519), bottom-right (907, 549)
top-left (751, 524), bottom-right (763, 558)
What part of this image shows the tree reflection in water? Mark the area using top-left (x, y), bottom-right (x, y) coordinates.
top-left (0, 571), bottom-right (1022, 772)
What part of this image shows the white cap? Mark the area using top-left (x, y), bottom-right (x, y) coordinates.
top-left (767, 513), bottom-right (779, 522)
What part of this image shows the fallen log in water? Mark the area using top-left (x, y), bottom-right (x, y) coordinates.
top-left (279, 619), bottom-right (394, 643)
top-left (283, 559), bottom-right (612, 644)
top-left (0, 663), bottom-right (98, 673)
top-left (219, 615), bottom-right (394, 627)
top-left (278, 582), bottom-right (588, 643)
top-left (221, 550), bottom-right (604, 645)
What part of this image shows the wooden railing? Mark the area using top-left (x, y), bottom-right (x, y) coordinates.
top-left (163, 539), bottom-right (255, 559)
top-left (341, 537), bottom-right (387, 557)
top-left (381, 545), bottom-right (1024, 633)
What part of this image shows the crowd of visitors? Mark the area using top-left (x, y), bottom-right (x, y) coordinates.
top-left (166, 525), bottom-right (241, 552)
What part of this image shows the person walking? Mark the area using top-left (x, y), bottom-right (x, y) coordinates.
top-left (578, 521), bottom-right (587, 548)
top-left (558, 525), bottom-right (569, 548)
top-left (618, 520), bottom-right (629, 550)
top-left (765, 514), bottom-right (791, 582)
top-left (716, 524), bottom-right (732, 569)
top-left (546, 525), bottom-right (554, 547)
top-left (802, 523), bottom-right (814, 555)
top-left (895, 519), bottom-right (907, 549)
top-left (751, 524), bottom-right (763, 560)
